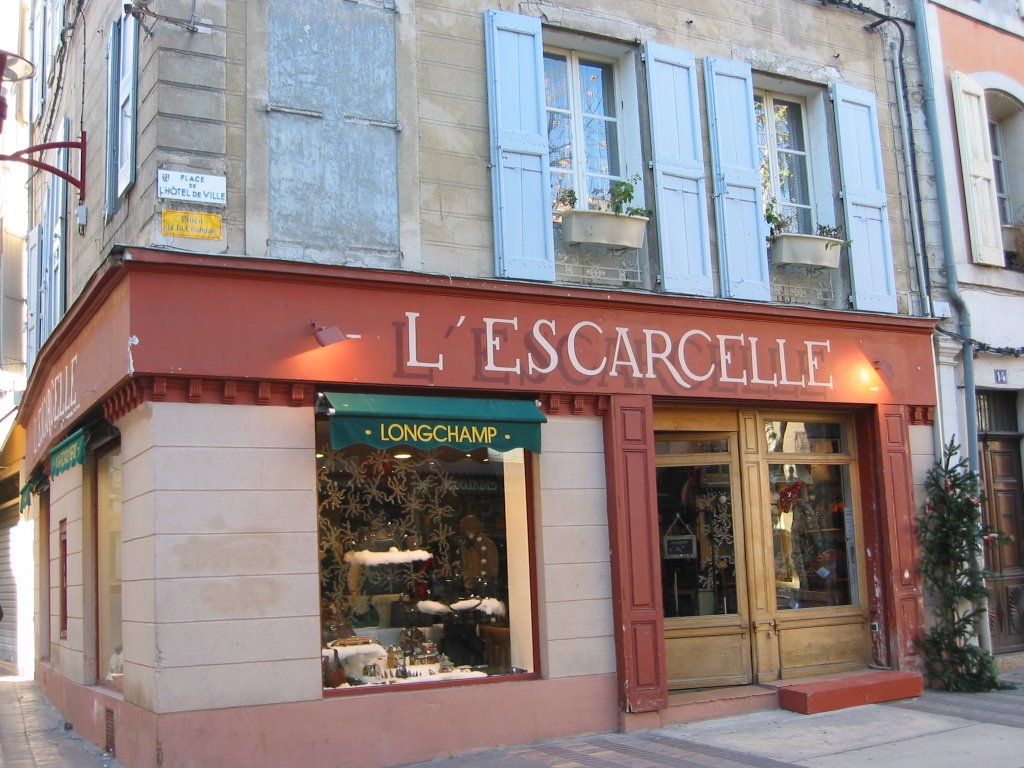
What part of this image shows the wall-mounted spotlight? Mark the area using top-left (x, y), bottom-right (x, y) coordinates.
top-left (311, 321), bottom-right (361, 347)
top-left (873, 359), bottom-right (895, 385)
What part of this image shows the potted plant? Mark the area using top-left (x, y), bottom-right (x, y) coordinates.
top-left (765, 198), bottom-right (848, 268)
top-left (558, 174), bottom-right (651, 250)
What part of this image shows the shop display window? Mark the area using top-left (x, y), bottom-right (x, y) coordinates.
top-left (316, 420), bottom-right (534, 690)
top-left (96, 447), bottom-right (123, 686)
top-left (765, 419), bottom-right (858, 610)
top-left (656, 437), bottom-right (738, 619)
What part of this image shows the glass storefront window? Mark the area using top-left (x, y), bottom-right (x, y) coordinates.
top-left (764, 420), bottom-right (847, 454)
top-left (316, 421), bottom-right (534, 689)
top-left (96, 448), bottom-right (123, 686)
top-left (767, 418), bottom-right (858, 610)
top-left (657, 460), bottom-right (738, 618)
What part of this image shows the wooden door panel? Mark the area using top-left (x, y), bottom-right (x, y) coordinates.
top-left (665, 622), bottom-right (751, 688)
top-left (777, 618), bottom-right (870, 678)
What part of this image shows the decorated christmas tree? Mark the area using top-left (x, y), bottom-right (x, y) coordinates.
top-left (916, 440), bottom-right (1008, 691)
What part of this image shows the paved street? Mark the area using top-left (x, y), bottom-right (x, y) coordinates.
top-left (1, 666), bottom-right (1022, 767)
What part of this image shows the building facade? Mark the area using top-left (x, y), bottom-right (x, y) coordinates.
top-left (9, 1), bottom-right (948, 766)
top-left (921, 0), bottom-right (1024, 658)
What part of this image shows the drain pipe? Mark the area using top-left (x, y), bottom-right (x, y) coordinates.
top-left (910, 0), bottom-right (990, 653)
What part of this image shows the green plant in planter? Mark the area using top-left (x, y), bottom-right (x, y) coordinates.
top-left (764, 197), bottom-right (793, 237)
top-left (554, 187), bottom-right (577, 211)
top-left (816, 223), bottom-right (852, 250)
top-left (915, 439), bottom-right (1011, 692)
top-left (608, 173), bottom-right (652, 217)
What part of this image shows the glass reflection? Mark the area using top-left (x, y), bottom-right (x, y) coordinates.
top-left (771, 463), bottom-right (857, 609)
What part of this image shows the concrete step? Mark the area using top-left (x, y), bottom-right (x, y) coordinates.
top-left (772, 669), bottom-right (923, 714)
top-left (622, 684), bottom-right (779, 732)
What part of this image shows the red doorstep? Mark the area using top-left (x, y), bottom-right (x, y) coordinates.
top-left (777, 670), bottom-right (923, 714)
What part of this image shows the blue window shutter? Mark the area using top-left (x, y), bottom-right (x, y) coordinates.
top-left (833, 83), bottom-right (897, 313)
top-left (25, 226), bottom-right (39, 369)
top-left (104, 19), bottom-right (120, 218)
top-left (116, 11), bottom-right (138, 197)
top-left (704, 58), bottom-right (770, 302)
top-left (644, 42), bottom-right (713, 296)
top-left (484, 10), bottom-right (554, 282)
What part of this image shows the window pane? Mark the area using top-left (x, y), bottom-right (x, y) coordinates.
top-left (777, 152), bottom-right (810, 206)
top-left (97, 449), bottom-right (123, 686)
top-left (579, 60), bottom-right (614, 117)
top-left (771, 464), bottom-right (857, 609)
top-left (548, 112), bottom-right (574, 171)
top-left (317, 428), bottom-right (533, 688)
top-left (544, 53), bottom-right (569, 110)
top-left (655, 437), bottom-right (730, 456)
top-left (583, 116), bottom-right (620, 177)
top-left (658, 464), bottom-right (738, 617)
top-left (773, 100), bottom-right (805, 151)
top-left (764, 420), bottom-right (846, 454)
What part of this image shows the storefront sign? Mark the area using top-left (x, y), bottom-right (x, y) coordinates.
top-left (31, 354), bottom-right (79, 458)
top-left (157, 170), bottom-right (227, 205)
top-left (324, 393), bottom-right (545, 451)
top-left (401, 311), bottom-right (835, 393)
top-left (161, 210), bottom-right (222, 239)
top-left (50, 429), bottom-right (86, 476)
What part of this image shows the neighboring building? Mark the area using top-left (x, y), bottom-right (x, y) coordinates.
top-left (9, 1), bottom-right (946, 766)
top-left (0, 0), bottom-right (32, 676)
top-left (920, 0), bottom-right (1024, 658)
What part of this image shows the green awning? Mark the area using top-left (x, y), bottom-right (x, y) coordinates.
top-left (19, 470), bottom-right (47, 509)
top-left (323, 393), bottom-right (546, 453)
top-left (50, 429), bottom-right (87, 476)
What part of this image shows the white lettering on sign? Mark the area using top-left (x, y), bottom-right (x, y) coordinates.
top-left (157, 170), bottom-right (227, 205)
top-left (32, 354), bottom-right (80, 455)
top-left (401, 314), bottom-right (835, 392)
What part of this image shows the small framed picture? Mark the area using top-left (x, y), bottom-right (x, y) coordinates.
top-left (662, 534), bottom-right (697, 560)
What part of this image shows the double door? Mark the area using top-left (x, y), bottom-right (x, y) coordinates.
top-left (656, 408), bottom-right (870, 689)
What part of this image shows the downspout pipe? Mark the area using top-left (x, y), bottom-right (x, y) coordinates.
top-left (910, 0), bottom-right (989, 653)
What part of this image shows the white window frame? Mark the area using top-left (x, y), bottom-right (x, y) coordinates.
top-left (756, 90), bottom-right (816, 234)
top-left (752, 78), bottom-right (838, 235)
top-left (544, 30), bottom-right (638, 214)
top-left (990, 119), bottom-right (1011, 225)
top-left (545, 47), bottom-right (628, 211)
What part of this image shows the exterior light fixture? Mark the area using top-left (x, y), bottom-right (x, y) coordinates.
top-left (314, 325), bottom-right (346, 347)
top-left (311, 321), bottom-right (361, 347)
top-left (0, 48), bottom-right (87, 200)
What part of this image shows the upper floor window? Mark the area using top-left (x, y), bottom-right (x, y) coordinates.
top-left (756, 92), bottom-right (813, 234)
top-left (990, 120), bottom-right (1011, 225)
top-left (484, 10), bottom-right (898, 313)
top-left (105, 8), bottom-right (138, 217)
top-left (951, 71), bottom-right (1024, 268)
top-left (545, 51), bottom-right (622, 211)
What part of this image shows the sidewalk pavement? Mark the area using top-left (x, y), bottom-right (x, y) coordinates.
top-left (0, 671), bottom-right (121, 768)
top-left (1, 667), bottom-right (1021, 768)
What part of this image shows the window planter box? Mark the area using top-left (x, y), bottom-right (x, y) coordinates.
top-left (560, 210), bottom-right (648, 250)
top-left (770, 233), bottom-right (843, 268)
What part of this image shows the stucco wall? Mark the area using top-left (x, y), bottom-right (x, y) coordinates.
top-left (538, 415), bottom-right (616, 678)
top-left (117, 401), bottom-right (320, 713)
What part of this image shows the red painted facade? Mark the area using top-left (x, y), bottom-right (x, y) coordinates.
top-left (20, 249), bottom-right (935, 724)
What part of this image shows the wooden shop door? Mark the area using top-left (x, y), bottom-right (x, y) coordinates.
top-left (656, 408), bottom-right (870, 690)
top-left (981, 438), bottom-right (1024, 653)
top-left (655, 410), bottom-right (757, 689)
